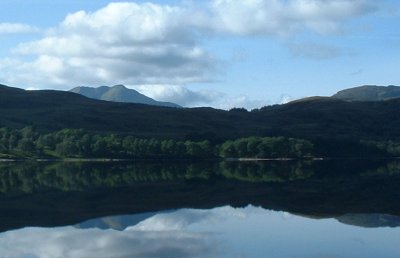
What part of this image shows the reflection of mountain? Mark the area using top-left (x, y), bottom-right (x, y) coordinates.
top-left (75, 212), bottom-right (160, 231)
top-left (0, 160), bottom-right (399, 232)
top-left (76, 209), bottom-right (400, 233)
top-left (336, 214), bottom-right (400, 228)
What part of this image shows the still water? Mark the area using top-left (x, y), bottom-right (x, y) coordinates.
top-left (0, 160), bottom-right (399, 258)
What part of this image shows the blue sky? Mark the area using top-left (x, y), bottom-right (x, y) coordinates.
top-left (0, 0), bottom-right (399, 109)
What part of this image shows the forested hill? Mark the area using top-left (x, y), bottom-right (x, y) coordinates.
top-left (1, 84), bottom-right (400, 141)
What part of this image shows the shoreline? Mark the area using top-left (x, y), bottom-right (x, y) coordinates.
top-left (0, 156), bottom-right (398, 162)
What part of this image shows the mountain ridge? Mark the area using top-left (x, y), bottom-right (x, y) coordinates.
top-left (70, 85), bottom-right (181, 108)
top-left (332, 85), bottom-right (400, 102)
top-left (1, 83), bottom-right (400, 142)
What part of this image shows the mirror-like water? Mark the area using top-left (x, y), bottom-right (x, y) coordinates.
top-left (0, 160), bottom-right (399, 257)
top-left (1, 206), bottom-right (400, 258)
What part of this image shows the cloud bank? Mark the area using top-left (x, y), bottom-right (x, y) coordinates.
top-left (0, 1), bottom-right (377, 86)
top-left (0, 1), bottom-right (378, 108)
top-left (208, 0), bottom-right (376, 36)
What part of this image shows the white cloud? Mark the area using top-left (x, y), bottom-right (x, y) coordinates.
top-left (1, 2), bottom-right (217, 89)
top-left (208, 0), bottom-right (377, 36)
top-left (0, 23), bottom-right (38, 34)
top-left (278, 94), bottom-right (293, 104)
top-left (132, 85), bottom-right (225, 107)
top-left (0, 0), bottom-right (378, 91)
top-left (132, 84), bottom-right (270, 109)
top-left (212, 94), bottom-right (270, 110)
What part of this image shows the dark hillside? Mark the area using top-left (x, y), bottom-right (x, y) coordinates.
top-left (1, 84), bottom-right (400, 141)
top-left (256, 97), bottom-right (400, 140)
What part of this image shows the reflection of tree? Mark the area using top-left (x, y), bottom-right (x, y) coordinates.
top-left (219, 161), bottom-right (314, 183)
top-left (0, 161), bottom-right (317, 194)
top-left (362, 161), bottom-right (400, 176)
top-left (0, 160), bottom-right (400, 233)
top-left (0, 159), bottom-right (399, 195)
top-left (0, 162), bottom-right (219, 194)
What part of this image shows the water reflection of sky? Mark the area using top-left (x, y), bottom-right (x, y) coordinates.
top-left (0, 206), bottom-right (399, 258)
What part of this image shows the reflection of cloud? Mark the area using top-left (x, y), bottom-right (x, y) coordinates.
top-left (132, 209), bottom-right (218, 231)
top-left (0, 206), bottom-right (255, 258)
top-left (0, 206), bottom-right (251, 258)
top-left (132, 206), bottom-right (249, 231)
top-left (0, 206), bottom-right (398, 258)
top-left (0, 227), bottom-right (218, 258)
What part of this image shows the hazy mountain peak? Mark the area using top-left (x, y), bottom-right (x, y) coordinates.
top-left (70, 85), bottom-right (181, 108)
top-left (111, 84), bottom-right (126, 89)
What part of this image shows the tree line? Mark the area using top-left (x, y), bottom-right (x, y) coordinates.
top-left (0, 127), bottom-right (318, 159)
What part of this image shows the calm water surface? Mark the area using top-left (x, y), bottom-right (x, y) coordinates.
top-left (0, 160), bottom-right (399, 258)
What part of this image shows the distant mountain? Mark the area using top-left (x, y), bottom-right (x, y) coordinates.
top-left (69, 85), bottom-right (181, 108)
top-left (332, 85), bottom-right (400, 101)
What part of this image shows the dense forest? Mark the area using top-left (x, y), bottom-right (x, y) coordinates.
top-left (0, 127), bottom-right (398, 159)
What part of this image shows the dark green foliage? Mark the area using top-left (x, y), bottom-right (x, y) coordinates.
top-left (0, 126), bottom-right (397, 159)
top-left (0, 127), bottom-right (220, 159)
top-left (219, 136), bottom-right (314, 158)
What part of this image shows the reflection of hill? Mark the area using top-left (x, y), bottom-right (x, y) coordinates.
top-left (336, 213), bottom-right (400, 228)
top-left (336, 214), bottom-right (400, 228)
top-left (75, 212), bottom-right (160, 231)
top-left (0, 160), bottom-right (399, 232)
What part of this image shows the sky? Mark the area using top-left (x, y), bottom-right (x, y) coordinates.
top-left (0, 0), bottom-right (399, 109)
